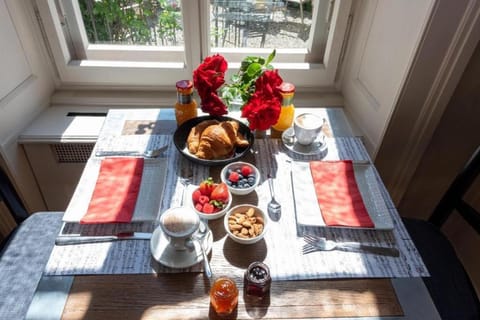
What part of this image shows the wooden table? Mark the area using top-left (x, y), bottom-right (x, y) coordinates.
top-left (23, 108), bottom-right (440, 319)
top-left (60, 275), bottom-right (401, 319)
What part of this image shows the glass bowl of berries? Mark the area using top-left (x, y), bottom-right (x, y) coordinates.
top-left (190, 177), bottom-right (232, 220)
top-left (220, 162), bottom-right (260, 196)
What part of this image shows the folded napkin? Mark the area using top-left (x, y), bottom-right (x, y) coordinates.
top-left (80, 157), bottom-right (144, 224)
top-left (310, 160), bottom-right (374, 228)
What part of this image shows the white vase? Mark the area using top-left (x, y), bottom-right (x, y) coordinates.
top-left (229, 99), bottom-right (243, 112)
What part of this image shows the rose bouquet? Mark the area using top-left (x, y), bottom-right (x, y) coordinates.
top-left (193, 51), bottom-right (283, 131)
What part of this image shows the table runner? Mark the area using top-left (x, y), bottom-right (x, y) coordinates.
top-left (44, 136), bottom-right (428, 280)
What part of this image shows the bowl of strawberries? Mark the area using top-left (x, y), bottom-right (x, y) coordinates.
top-left (190, 177), bottom-right (232, 220)
top-left (220, 161), bottom-right (260, 196)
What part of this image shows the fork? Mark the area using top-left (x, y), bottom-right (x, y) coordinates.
top-left (302, 235), bottom-right (400, 257)
top-left (95, 144), bottom-right (168, 158)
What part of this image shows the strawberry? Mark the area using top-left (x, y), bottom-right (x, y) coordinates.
top-left (241, 165), bottom-right (253, 177)
top-left (228, 171), bottom-right (240, 183)
top-left (202, 203), bottom-right (215, 213)
top-left (210, 199), bottom-right (225, 210)
top-left (199, 177), bottom-right (215, 196)
top-left (195, 203), bottom-right (203, 212)
top-left (192, 189), bottom-right (202, 203)
top-left (210, 183), bottom-right (229, 203)
top-left (198, 195), bottom-right (210, 205)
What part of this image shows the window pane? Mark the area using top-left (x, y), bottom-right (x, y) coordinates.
top-left (78, 0), bottom-right (184, 46)
top-left (209, 0), bottom-right (322, 50)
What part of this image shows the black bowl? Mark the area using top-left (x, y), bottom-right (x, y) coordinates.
top-left (173, 115), bottom-right (254, 166)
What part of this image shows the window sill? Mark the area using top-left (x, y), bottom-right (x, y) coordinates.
top-left (51, 89), bottom-right (344, 109)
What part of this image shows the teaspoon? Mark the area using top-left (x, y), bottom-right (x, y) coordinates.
top-left (267, 174), bottom-right (281, 221)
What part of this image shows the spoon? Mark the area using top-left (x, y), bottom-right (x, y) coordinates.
top-left (95, 144), bottom-right (168, 158)
top-left (190, 221), bottom-right (212, 278)
top-left (267, 174), bottom-right (281, 221)
top-left (179, 177), bottom-right (192, 206)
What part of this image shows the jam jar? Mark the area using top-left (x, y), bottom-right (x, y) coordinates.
top-left (210, 276), bottom-right (239, 315)
top-left (244, 261), bottom-right (271, 298)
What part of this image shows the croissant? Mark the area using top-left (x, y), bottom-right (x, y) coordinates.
top-left (187, 119), bottom-right (219, 154)
top-left (187, 120), bottom-right (250, 160)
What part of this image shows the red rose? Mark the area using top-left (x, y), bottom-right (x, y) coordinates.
top-left (200, 91), bottom-right (228, 116)
top-left (193, 54), bottom-right (229, 117)
top-left (240, 70), bottom-right (283, 130)
top-left (201, 54), bottom-right (228, 75)
top-left (241, 95), bottom-right (281, 130)
top-left (193, 54), bottom-right (227, 93)
top-left (254, 70), bottom-right (283, 100)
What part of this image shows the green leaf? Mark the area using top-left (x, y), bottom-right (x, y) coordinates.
top-left (266, 49), bottom-right (276, 65)
top-left (246, 63), bottom-right (261, 77)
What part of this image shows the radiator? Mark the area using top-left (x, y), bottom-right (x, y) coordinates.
top-left (51, 143), bottom-right (94, 163)
top-left (22, 142), bottom-right (95, 211)
top-left (18, 106), bottom-right (106, 211)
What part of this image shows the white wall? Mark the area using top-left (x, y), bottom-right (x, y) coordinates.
top-left (339, 0), bottom-right (434, 156)
top-left (0, 0), bottom-right (56, 211)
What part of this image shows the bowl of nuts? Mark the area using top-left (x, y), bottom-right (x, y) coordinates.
top-left (221, 162), bottom-right (260, 196)
top-left (224, 204), bottom-right (268, 244)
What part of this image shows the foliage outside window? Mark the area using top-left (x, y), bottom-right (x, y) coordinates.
top-left (79, 0), bottom-right (183, 46)
top-left (34, 0), bottom-right (351, 88)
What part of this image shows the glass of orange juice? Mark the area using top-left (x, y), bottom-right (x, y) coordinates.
top-left (272, 82), bottom-right (295, 132)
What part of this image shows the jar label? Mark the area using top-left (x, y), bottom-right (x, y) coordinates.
top-left (177, 93), bottom-right (192, 105)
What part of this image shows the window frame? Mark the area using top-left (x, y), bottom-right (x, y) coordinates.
top-left (35, 0), bottom-right (351, 89)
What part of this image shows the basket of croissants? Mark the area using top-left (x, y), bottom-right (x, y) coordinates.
top-left (173, 116), bottom-right (254, 165)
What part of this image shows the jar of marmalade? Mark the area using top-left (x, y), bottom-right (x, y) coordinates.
top-left (244, 261), bottom-right (271, 298)
top-left (175, 80), bottom-right (197, 126)
top-left (272, 82), bottom-right (295, 132)
top-left (210, 277), bottom-right (239, 315)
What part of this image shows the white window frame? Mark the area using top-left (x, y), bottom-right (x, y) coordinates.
top-left (34, 0), bottom-right (351, 89)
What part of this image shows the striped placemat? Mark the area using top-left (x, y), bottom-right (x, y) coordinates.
top-left (44, 137), bottom-right (428, 280)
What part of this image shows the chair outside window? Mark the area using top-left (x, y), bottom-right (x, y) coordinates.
top-left (211, 0), bottom-right (275, 48)
top-left (285, 0), bottom-right (312, 25)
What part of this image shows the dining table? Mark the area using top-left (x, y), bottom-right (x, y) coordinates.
top-left (0, 107), bottom-right (441, 319)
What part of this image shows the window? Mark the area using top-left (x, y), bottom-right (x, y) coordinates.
top-left (34, 0), bottom-right (351, 88)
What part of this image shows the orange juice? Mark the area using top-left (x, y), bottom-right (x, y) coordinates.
top-left (272, 82), bottom-right (295, 131)
top-left (175, 80), bottom-right (197, 126)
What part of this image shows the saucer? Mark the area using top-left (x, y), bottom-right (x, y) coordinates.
top-left (150, 222), bottom-right (213, 269)
top-left (281, 127), bottom-right (328, 156)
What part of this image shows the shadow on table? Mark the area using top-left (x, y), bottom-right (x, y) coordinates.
top-left (222, 237), bottom-right (267, 269)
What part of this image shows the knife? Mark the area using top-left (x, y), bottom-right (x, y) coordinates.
top-left (55, 232), bottom-right (152, 246)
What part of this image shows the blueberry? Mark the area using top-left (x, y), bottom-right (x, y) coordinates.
top-left (250, 266), bottom-right (267, 280)
top-left (247, 177), bottom-right (255, 185)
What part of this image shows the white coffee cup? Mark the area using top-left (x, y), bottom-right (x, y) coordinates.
top-left (160, 206), bottom-right (199, 251)
top-left (293, 113), bottom-right (323, 145)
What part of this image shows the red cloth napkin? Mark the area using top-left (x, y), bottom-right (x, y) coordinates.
top-left (310, 160), bottom-right (374, 228)
top-left (80, 157), bottom-right (144, 224)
